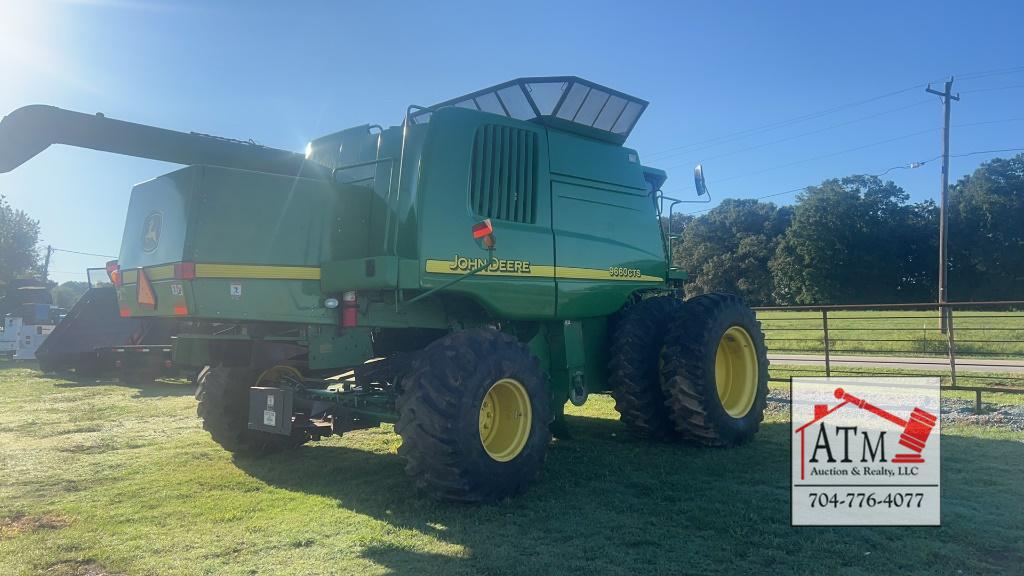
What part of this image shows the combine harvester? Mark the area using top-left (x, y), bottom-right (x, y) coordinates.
top-left (0, 77), bottom-right (769, 501)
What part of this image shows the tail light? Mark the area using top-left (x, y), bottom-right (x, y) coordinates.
top-left (341, 290), bottom-right (358, 327)
top-left (173, 262), bottom-right (196, 280)
top-left (106, 260), bottom-right (122, 287)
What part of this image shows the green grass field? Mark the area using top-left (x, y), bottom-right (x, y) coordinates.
top-left (757, 309), bottom-right (1024, 359)
top-left (1, 365), bottom-right (1022, 575)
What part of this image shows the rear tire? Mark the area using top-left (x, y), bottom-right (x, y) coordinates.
top-left (196, 366), bottom-right (307, 455)
top-left (659, 293), bottom-right (769, 446)
top-left (397, 328), bottom-right (551, 502)
top-left (608, 295), bottom-right (681, 440)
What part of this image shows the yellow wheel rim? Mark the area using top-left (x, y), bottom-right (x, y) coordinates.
top-left (478, 378), bottom-right (532, 462)
top-left (256, 365), bottom-right (303, 387)
top-left (715, 326), bottom-right (758, 418)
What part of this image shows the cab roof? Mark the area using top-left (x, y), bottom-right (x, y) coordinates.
top-left (410, 76), bottom-right (648, 145)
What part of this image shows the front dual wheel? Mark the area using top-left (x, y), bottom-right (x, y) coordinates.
top-left (610, 293), bottom-right (769, 446)
top-left (397, 328), bottom-right (551, 503)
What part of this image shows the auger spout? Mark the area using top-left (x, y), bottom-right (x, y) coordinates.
top-left (0, 104), bottom-right (321, 178)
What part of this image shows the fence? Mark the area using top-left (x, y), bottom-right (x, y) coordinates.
top-left (752, 301), bottom-right (1024, 412)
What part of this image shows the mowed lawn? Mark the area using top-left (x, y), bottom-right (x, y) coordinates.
top-left (1, 365), bottom-right (1023, 576)
top-left (757, 309), bottom-right (1024, 359)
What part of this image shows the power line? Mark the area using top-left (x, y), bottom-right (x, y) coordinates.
top-left (658, 99), bottom-right (934, 170)
top-left (48, 247), bottom-right (118, 259)
top-left (872, 156), bottom-right (940, 177)
top-left (954, 64), bottom-right (1024, 81)
top-left (681, 186), bottom-right (808, 216)
top-left (646, 65), bottom-right (1024, 163)
top-left (680, 145), bottom-right (1024, 216)
top-left (644, 83), bottom-right (928, 161)
top-left (960, 84), bottom-right (1024, 95)
top-left (953, 116), bottom-right (1024, 128)
top-left (951, 147), bottom-right (1024, 158)
top-left (703, 127), bottom-right (939, 187)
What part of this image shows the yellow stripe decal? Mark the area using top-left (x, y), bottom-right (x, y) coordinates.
top-left (123, 263), bottom-right (320, 283)
top-left (424, 259), bottom-right (662, 282)
top-left (121, 264), bottom-right (173, 285)
top-left (195, 264), bottom-right (321, 280)
top-left (146, 264), bottom-right (176, 281)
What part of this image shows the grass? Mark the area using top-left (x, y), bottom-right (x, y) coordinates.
top-left (757, 309), bottom-right (1024, 360)
top-left (1, 364), bottom-right (1023, 575)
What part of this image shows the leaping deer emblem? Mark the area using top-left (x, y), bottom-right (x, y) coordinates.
top-left (142, 212), bottom-right (162, 252)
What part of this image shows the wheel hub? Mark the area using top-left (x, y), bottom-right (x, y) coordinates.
top-left (715, 326), bottom-right (757, 418)
top-left (478, 378), bottom-right (532, 462)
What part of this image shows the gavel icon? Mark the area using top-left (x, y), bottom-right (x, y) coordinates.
top-left (833, 388), bottom-right (937, 463)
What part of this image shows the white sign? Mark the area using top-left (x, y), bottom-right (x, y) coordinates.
top-left (791, 377), bottom-right (940, 526)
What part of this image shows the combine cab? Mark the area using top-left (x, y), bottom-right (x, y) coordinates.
top-left (0, 77), bottom-right (770, 502)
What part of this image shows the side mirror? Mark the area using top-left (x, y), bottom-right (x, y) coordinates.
top-left (694, 164), bottom-right (709, 197)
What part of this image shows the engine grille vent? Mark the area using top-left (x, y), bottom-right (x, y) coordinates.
top-left (469, 125), bottom-right (538, 224)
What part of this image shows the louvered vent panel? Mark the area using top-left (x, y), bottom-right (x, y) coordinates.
top-left (470, 125), bottom-right (537, 224)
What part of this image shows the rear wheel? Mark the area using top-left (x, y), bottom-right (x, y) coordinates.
top-left (607, 295), bottom-right (681, 440)
top-left (659, 293), bottom-right (768, 446)
top-left (396, 328), bottom-right (551, 502)
top-left (196, 365), bottom-right (308, 454)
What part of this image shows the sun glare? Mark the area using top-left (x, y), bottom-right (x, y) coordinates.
top-left (0, 1), bottom-right (75, 102)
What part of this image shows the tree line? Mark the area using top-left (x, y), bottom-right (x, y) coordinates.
top-left (671, 153), bottom-right (1024, 306)
top-left (0, 195), bottom-right (89, 310)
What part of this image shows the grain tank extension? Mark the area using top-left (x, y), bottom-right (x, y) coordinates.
top-left (0, 77), bottom-right (770, 501)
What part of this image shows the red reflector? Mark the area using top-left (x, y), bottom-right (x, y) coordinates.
top-left (174, 262), bottom-right (196, 280)
top-left (173, 305), bottom-right (189, 315)
top-left (341, 291), bottom-right (358, 327)
top-left (137, 268), bottom-right (156, 309)
top-left (119, 307), bottom-right (132, 318)
top-left (342, 306), bottom-right (358, 327)
top-left (471, 218), bottom-right (493, 239)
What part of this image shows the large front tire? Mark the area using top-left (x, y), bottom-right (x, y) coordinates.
top-left (396, 329), bottom-right (551, 502)
top-left (659, 293), bottom-right (769, 446)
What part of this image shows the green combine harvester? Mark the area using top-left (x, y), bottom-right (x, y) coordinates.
top-left (0, 77), bottom-right (769, 501)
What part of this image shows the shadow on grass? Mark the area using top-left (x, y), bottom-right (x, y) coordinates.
top-left (233, 415), bottom-right (1024, 576)
top-left (50, 372), bottom-right (197, 398)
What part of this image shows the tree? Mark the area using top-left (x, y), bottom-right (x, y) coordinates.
top-left (947, 154), bottom-right (1024, 301)
top-left (769, 176), bottom-right (935, 305)
top-left (52, 281), bottom-right (90, 310)
top-left (675, 199), bottom-right (792, 306)
top-left (0, 195), bottom-right (41, 298)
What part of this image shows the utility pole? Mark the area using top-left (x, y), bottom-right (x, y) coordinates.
top-left (926, 77), bottom-right (959, 333)
top-left (42, 245), bottom-right (53, 282)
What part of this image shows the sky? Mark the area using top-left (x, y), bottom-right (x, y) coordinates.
top-left (1, 0), bottom-right (1023, 284)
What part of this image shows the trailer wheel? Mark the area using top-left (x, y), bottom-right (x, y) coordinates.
top-left (659, 293), bottom-right (769, 446)
top-left (608, 295), bottom-right (681, 440)
top-left (196, 366), bottom-right (306, 455)
top-left (396, 328), bottom-right (551, 502)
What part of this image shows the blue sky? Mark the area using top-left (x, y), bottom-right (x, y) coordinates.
top-left (2, 0), bottom-right (1023, 283)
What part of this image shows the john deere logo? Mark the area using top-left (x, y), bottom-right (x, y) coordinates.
top-left (142, 212), bottom-right (162, 253)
